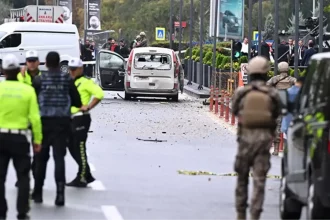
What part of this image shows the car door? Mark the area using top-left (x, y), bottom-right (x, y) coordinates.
top-left (97, 50), bottom-right (125, 91)
top-left (307, 59), bottom-right (330, 199)
top-left (286, 60), bottom-right (319, 197)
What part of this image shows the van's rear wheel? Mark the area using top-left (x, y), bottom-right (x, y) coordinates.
top-left (171, 94), bottom-right (179, 102)
top-left (60, 61), bottom-right (69, 74)
top-left (124, 92), bottom-right (131, 100)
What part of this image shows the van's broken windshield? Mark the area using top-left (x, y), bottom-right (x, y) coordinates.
top-left (134, 53), bottom-right (172, 70)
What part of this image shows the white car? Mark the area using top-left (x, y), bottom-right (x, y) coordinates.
top-left (0, 22), bottom-right (80, 74)
top-left (124, 47), bottom-right (182, 101)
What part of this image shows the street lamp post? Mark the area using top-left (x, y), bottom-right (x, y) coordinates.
top-left (294, 0), bottom-right (299, 77)
top-left (198, 0), bottom-right (204, 90)
top-left (178, 0), bottom-right (183, 59)
top-left (258, 0), bottom-right (262, 55)
top-left (319, 0), bottom-right (324, 53)
top-left (212, 0), bottom-right (219, 88)
top-left (274, 0), bottom-right (279, 75)
top-left (248, 0), bottom-right (252, 60)
top-left (170, 0), bottom-right (174, 49)
top-left (187, 0), bottom-right (194, 85)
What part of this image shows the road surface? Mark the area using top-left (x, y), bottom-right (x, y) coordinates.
top-left (5, 91), bottom-right (282, 219)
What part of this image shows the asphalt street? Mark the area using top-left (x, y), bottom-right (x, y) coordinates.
top-left (4, 87), bottom-right (282, 219)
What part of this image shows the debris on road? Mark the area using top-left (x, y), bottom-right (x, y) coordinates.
top-left (136, 138), bottom-right (167, 142)
top-left (117, 93), bottom-right (124, 99)
top-left (177, 170), bottom-right (281, 179)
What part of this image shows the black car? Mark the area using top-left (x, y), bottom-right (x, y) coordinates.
top-left (95, 49), bottom-right (126, 91)
top-left (279, 53), bottom-right (330, 219)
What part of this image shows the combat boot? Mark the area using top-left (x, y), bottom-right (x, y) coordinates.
top-left (272, 143), bottom-right (279, 156)
top-left (55, 182), bottom-right (65, 206)
top-left (250, 212), bottom-right (260, 220)
top-left (237, 212), bottom-right (246, 220)
top-left (31, 188), bottom-right (43, 203)
top-left (17, 214), bottom-right (30, 220)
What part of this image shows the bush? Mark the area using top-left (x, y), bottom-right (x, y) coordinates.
top-left (220, 56), bottom-right (230, 69)
top-left (216, 54), bottom-right (224, 68)
top-left (203, 51), bottom-right (213, 65)
top-left (238, 56), bottom-right (248, 65)
top-left (150, 41), bottom-right (189, 51)
top-left (184, 48), bottom-right (191, 58)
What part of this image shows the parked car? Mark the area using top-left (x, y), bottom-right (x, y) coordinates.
top-left (279, 53), bottom-right (330, 220)
top-left (95, 49), bottom-right (126, 91)
top-left (124, 47), bottom-right (182, 101)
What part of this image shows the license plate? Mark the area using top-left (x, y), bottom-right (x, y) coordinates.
top-left (138, 77), bottom-right (149, 80)
top-left (149, 83), bottom-right (155, 86)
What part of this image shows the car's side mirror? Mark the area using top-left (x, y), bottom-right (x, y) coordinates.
top-left (278, 90), bottom-right (289, 115)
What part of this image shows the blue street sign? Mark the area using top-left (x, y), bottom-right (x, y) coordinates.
top-left (155, 27), bottom-right (165, 41)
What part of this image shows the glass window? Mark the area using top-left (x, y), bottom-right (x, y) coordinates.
top-left (298, 60), bottom-right (319, 111)
top-left (99, 52), bottom-right (124, 68)
top-left (134, 53), bottom-right (172, 70)
top-left (1, 34), bottom-right (21, 48)
top-left (0, 31), bottom-right (7, 41)
top-left (316, 59), bottom-right (330, 105)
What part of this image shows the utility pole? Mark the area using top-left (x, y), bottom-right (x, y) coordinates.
top-left (170, 0), bottom-right (174, 49)
top-left (198, 0), bottom-right (204, 90)
top-left (187, 0), bottom-right (194, 85)
top-left (178, 0), bottom-right (183, 59)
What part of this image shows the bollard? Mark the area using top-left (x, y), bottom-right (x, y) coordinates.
top-left (220, 90), bottom-right (225, 117)
top-left (209, 85), bottom-right (214, 111)
top-left (279, 133), bottom-right (284, 152)
top-left (225, 94), bottom-right (230, 122)
top-left (230, 107), bottom-right (235, 125)
top-left (214, 88), bottom-right (219, 114)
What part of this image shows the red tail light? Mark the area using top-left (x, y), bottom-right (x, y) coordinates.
top-left (172, 51), bottom-right (179, 78)
top-left (127, 50), bottom-right (133, 76)
top-left (126, 82), bottom-right (130, 88)
top-left (174, 83), bottom-right (178, 89)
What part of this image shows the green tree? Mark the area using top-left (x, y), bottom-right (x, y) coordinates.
top-left (263, 13), bottom-right (274, 40)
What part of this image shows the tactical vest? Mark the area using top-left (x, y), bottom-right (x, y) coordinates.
top-left (38, 72), bottom-right (71, 117)
top-left (274, 75), bottom-right (292, 90)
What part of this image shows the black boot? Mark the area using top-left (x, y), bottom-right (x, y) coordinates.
top-left (55, 182), bottom-right (65, 206)
top-left (86, 174), bottom-right (96, 184)
top-left (31, 188), bottom-right (43, 204)
top-left (66, 177), bottom-right (87, 188)
top-left (17, 214), bottom-right (30, 220)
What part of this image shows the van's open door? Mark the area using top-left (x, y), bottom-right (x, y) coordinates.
top-left (96, 50), bottom-right (125, 91)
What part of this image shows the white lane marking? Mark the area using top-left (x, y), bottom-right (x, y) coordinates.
top-left (36, 202), bottom-right (102, 213)
top-left (102, 205), bottom-right (124, 220)
top-left (89, 180), bottom-right (106, 191)
top-left (89, 163), bottom-right (96, 171)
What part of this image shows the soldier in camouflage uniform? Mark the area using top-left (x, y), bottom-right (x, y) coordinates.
top-left (232, 56), bottom-right (281, 220)
top-left (266, 62), bottom-right (296, 155)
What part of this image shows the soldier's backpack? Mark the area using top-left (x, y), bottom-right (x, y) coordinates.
top-left (239, 85), bottom-right (276, 128)
top-left (273, 75), bottom-right (292, 90)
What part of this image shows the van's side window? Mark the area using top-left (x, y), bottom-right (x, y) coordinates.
top-left (1, 34), bottom-right (22, 48)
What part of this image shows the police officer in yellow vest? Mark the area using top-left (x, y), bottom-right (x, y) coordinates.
top-left (0, 54), bottom-right (42, 220)
top-left (66, 57), bottom-right (104, 187)
top-left (14, 50), bottom-right (41, 188)
top-left (17, 50), bottom-right (41, 85)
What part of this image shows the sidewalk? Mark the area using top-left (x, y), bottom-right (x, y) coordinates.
top-left (183, 79), bottom-right (210, 98)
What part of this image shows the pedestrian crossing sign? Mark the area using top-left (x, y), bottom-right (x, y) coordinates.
top-left (253, 31), bottom-right (259, 40)
top-left (155, 27), bottom-right (165, 41)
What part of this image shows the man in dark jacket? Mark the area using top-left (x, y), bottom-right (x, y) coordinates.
top-left (102, 38), bottom-right (112, 50)
top-left (278, 40), bottom-right (289, 63)
top-left (32, 52), bottom-right (82, 207)
top-left (119, 39), bottom-right (130, 58)
top-left (301, 42), bottom-right (316, 66)
top-left (260, 41), bottom-right (270, 60)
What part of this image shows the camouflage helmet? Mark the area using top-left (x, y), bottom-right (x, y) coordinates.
top-left (140, 32), bottom-right (146, 36)
top-left (246, 56), bottom-right (270, 75)
top-left (278, 62), bottom-right (289, 73)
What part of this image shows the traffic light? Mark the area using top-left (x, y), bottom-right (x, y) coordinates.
top-left (232, 40), bottom-right (242, 61)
